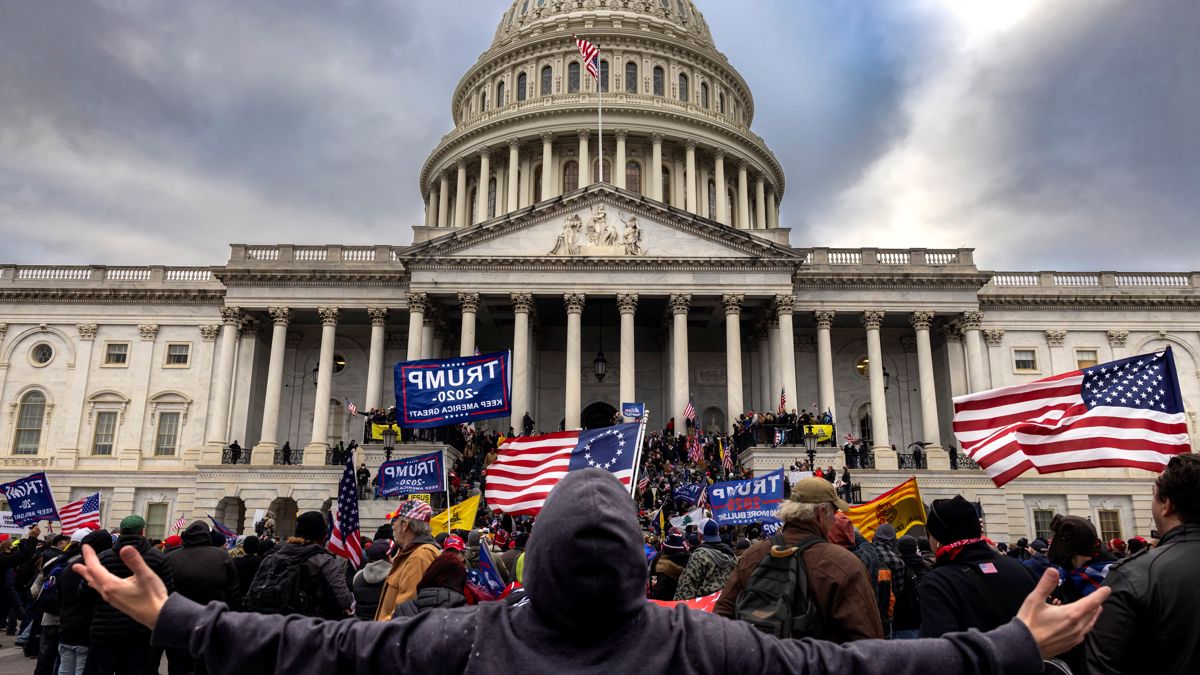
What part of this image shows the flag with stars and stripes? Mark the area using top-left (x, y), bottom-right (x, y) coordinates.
top-left (485, 421), bottom-right (645, 515)
top-left (327, 452), bottom-right (363, 566)
top-left (574, 35), bottom-right (600, 79)
top-left (683, 397), bottom-right (697, 423)
top-left (59, 493), bottom-right (102, 535)
top-left (953, 348), bottom-right (1191, 487)
top-left (171, 513), bottom-right (187, 533)
top-left (778, 388), bottom-right (787, 415)
top-left (720, 438), bottom-right (734, 472)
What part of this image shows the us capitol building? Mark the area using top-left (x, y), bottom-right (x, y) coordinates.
top-left (1, 0), bottom-right (1196, 540)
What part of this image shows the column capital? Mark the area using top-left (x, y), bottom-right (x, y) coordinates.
top-left (476, 146), bottom-right (492, 161)
top-left (616, 293), bottom-right (639, 314)
top-left (738, 159), bottom-right (749, 171)
top-left (685, 138), bottom-right (697, 150)
top-left (814, 310), bottom-right (836, 329)
top-left (199, 325), bottom-right (220, 341)
top-left (458, 292), bottom-right (481, 313)
top-left (650, 132), bottom-right (664, 144)
top-left (721, 293), bottom-right (744, 315)
top-left (773, 294), bottom-right (796, 315)
top-left (367, 306), bottom-right (389, 326)
top-left (713, 148), bottom-right (725, 161)
top-left (576, 128), bottom-right (589, 140)
top-left (541, 131), bottom-right (555, 142)
top-left (1107, 330), bottom-right (1129, 348)
top-left (406, 292), bottom-right (428, 314)
top-left (137, 323), bottom-right (159, 341)
top-left (456, 157), bottom-right (469, 170)
top-left (506, 136), bottom-right (521, 149)
top-left (669, 293), bottom-right (692, 315)
top-left (219, 305), bottom-right (242, 325)
top-left (941, 321), bottom-right (965, 342)
top-left (317, 306), bottom-right (340, 327)
top-left (268, 306), bottom-right (292, 326)
top-left (511, 292), bottom-right (534, 313)
top-left (910, 310), bottom-right (935, 331)
top-left (563, 292), bottom-right (586, 314)
top-left (613, 128), bottom-right (627, 140)
top-left (239, 317), bottom-right (260, 337)
top-left (862, 310), bottom-right (885, 330)
top-left (982, 328), bottom-right (1006, 347)
top-left (1044, 329), bottom-right (1067, 346)
top-left (961, 310), bottom-right (984, 330)
top-left (73, 322), bottom-right (97, 341)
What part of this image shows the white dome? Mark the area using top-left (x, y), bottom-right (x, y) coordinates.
top-left (492, 0), bottom-right (715, 51)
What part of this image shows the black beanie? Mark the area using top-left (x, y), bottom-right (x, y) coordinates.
top-left (1047, 514), bottom-right (1098, 566)
top-left (82, 529), bottom-right (114, 555)
top-left (926, 496), bottom-right (982, 544)
top-left (898, 534), bottom-right (919, 556)
top-left (295, 511), bottom-right (327, 542)
top-left (242, 535), bottom-right (260, 555)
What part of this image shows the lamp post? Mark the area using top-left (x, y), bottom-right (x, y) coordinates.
top-left (803, 425), bottom-right (819, 470)
top-left (381, 426), bottom-right (397, 463)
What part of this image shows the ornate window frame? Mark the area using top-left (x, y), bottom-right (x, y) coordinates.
top-left (86, 390), bottom-right (130, 456)
top-left (28, 342), bottom-right (55, 368)
top-left (8, 386), bottom-right (53, 456)
top-left (148, 391), bottom-right (193, 457)
top-left (1012, 346), bottom-right (1041, 374)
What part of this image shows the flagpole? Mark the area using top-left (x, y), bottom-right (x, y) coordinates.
top-left (598, 48), bottom-right (603, 185)
top-left (628, 410), bottom-right (649, 499)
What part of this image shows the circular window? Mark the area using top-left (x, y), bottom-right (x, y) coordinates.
top-left (854, 356), bottom-right (870, 378)
top-left (30, 343), bottom-right (54, 367)
top-left (333, 354), bottom-right (347, 373)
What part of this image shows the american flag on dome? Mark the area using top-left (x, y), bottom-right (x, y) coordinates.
top-left (574, 35), bottom-right (599, 79)
top-left (485, 421), bottom-right (646, 515)
top-left (953, 348), bottom-right (1191, 487)
top-left (59, 493), bottom-right (101, 535)
top-left (327, 453), bottom-right (363, 566)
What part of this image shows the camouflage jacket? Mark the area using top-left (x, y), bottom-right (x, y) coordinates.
top-left (674, 543), bottom-right (736, 601)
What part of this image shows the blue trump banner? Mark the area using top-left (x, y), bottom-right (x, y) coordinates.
top-left (673, 482), bottom-right (703, 504)
top-left (379, 451), bottom-right (445, 497)
top-left (621, 402), bottom-right (645, 419)
top-left (395, 351), bottom-right (511, 428)
top-left (0, 472), bottom-right (59, 526)
top-left (709, 468), bottom-right (785, 526)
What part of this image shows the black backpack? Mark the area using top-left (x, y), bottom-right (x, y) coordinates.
top-left (734, 535), bottom-right (825, 639)
top-left (243, 548), bottom-right (325, 616)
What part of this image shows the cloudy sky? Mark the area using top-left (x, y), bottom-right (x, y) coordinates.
top-left (1, 0), bottom-right (1197, 271)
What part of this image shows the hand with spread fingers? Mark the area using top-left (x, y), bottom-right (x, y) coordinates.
top-left (1017, 568), bottom-right (1111, 659)
top-left (73, 543), bottom-right (169, 629)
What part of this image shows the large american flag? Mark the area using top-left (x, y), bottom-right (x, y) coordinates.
top-left (485, 421), bottom-right (644, 515)
top-left (953, 348), bottom-right (1191, 487)
top-left (59, 493), bottom-right (101, 535)
top-left (778, 388), bottom-right (787, 415)
top-left (683, 397), bottom-right (696, 423)
top-left (574, 35), bottom-right (599, 79)
top-left (327, 453), bottom-right (363, 566)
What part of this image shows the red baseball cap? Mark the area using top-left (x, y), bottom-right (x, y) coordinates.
top-left (443, 535), bottom-right (465, 552)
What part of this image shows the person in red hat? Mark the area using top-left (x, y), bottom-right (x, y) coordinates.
top-left (375, 500), bottom-right (439, 621)
top-left (162, 535), bottom-right (183, 552)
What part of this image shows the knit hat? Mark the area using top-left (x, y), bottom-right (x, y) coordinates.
top-left (898, 534), bottom-right (919, 556)
top-left (395, 499), bottom-right (433, 523)
top-left (925, 496), bottom-right (981, 544)
top-left (494, 529), bottom-right (510, 549)
top-left (1108, 537), bottom-right (1127, 554)
top-left (295, 511), bottom-right (328, 542)
top-left (827, 511), bottom-right (856, 549)
top-left (1047, 514), bottom-right (1098, 565)
top-left (735, 537), bottom-right (751, 551)
top-left (242, 535), bottom-right (260, 555)
top-left (119, 514), bottom-right (146, 534)
top-left (1030, 537), bottom-right (1048, 552)
top-left (443, 534), bottom-right (466, 552)
top-left (662, 527), bottom-right (686, 551)
top-left (365, 542), bottom-right (390, 562)
top-left (700, 518), bottom-right (722, 544)
top-left (83, 528), bottom-right (114, 555)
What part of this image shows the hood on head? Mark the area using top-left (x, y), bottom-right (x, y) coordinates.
top-left (524, 468), bottom-right (646, 633)
top-left (874, 523), bottom-right (897, 547)
top-left (182, 521), bottom-right (213, 547)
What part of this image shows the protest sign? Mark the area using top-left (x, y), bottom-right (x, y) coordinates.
top-left (0, 512), bottom-right (29, 537)
top-left (379, 451), bottom-right (445, 497)
top-left (0, 472), bottom-right (58, 526)
top-left (708, 468), bottom-right (784, 526)
top-left (394, 351), bottom-right (510, 428)
top-left (621, 402), bottom-right (645, 419)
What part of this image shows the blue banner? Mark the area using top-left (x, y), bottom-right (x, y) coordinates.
top-left (395, 351), bottom-right (511, 428)
top-left (621, 401), bottom-right (645, 419)
top-left (673, 482), bottom-right (703, 504)
top-left (379, 451), bottom-right (445, 497)
top-left (709, 469), bottom-right (785, 526)
top-left (0, 472), bottom-right (59, 526)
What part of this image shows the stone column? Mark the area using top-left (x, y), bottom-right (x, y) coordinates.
top-left (518, 150), bottom-right (531, 208)
top-left (911, 311), bottom-right (948, 469)
top-left (714, 151), bottom-right (728, 225)
top-left (617, 293), bottom-right (638, 420)
top-left (685, 139), bottom-right (697, 213)
top-left (723, 294), bottom-right (744, 432)
top-left (405, 293), bottom-right (427, 361)
top-left (699, 163), bottom-right (710, 219)
top-left (540, 132), bottom-right (553, 202)
top-left (767, 189), bottom-right (778, 229)
top-left (506, 138), bottom-right (520, 213)
top-left (453, 158), bottom-right (468, 228)
top-left (737, 161), bottom-right (750, 229)
top-left (475, 148), bottom-right (491, 223)
top-left (672, 152), bottom-right (685, 207)
top-left (650, 133), bottom-right (663, 201)
top-left (563, 293), bottom-right (586, 428)
top-left (365, 307), bottom-right (388, 412)
top-left (205, 306), bottom-right (241, 449)
top-left (1045, 329), bottom-right (1067, 374)
top-left (962, 310), bottom-right (987, 392)
top-left (767, 318), bottom-right (782, 411)
top-left (458, 292), bottom-right (480, 357)
top-left (421, 316), bottom-right (436, 360)
top-left (864, 310), bottom-right (896, 468)
top-left (304, 306), bottom-right (339, 465)
top-left (775, 295), bottom-right (798, 415)
top-left (577, 129), bottom-right (590, 187)
top-left (814, 310), bottom-right (836, 421)
top-left (755, 176), bottom-right (767, 229)
top-left (614, 130), bottom-right (627, 189)
top-left (424, 188), bottom-right (437, 228)
top-left (437, 172), bottom-right (450, 228)
top-left (510, 293), bottom-right (533, 428)
top-left (670, 294), bottom-right (691, 428)
top-left (252, 307), bottom-right (290, 463)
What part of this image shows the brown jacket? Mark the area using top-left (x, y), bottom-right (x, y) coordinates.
top-left (715, 520), bottom-right (883, 643)
top-left (375, 537), bottom-right (440, 621)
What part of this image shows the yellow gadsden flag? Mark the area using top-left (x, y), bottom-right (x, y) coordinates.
top-left (847, 477), bottom-right (927, 541)
top-left (431, 495), bottom-right (481, 536)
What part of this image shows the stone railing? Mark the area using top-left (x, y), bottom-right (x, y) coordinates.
top-left (989, 272), bottom-right (1197, 288)
top-left (230, 244), bottom-right (398, 265)
top-left (1, 265), bottom-right (218, 284)
top-left (802, 248), bottom-right (974, 268)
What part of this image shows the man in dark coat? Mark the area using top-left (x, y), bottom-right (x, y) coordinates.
top-left (74, 469), bottom-right (1109, 675)
top-left (245, 512), bottom-right (354, 620)
top-left (233, 536), bottom-right (263, 604)
top-left (165, 521), bottom-right (240, 674)
top-left (352, 544), bottom-right (391, 620)
top-left (56, 529), bottom-right (111, 675)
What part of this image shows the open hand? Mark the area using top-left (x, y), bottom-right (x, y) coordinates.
top-left (1017, 568), bottom-right (1110, 658)
top-left (72, 544), bottom-right (169, 629)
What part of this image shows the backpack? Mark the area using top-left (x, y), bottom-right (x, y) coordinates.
top-left (243, 548), bottom-right (325, 616)
top-left (734, 535), bottom-right (825, 639)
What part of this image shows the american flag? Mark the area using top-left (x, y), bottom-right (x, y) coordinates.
top-left (721, 439), bottom-right (734, 471)
top-left (327, 452), bottom-right (363, 566)
top-left (778, 388), bottom-right (787, 415)
top-left (59, 493), bottom-right (101, 535)
top-left (687, 435), bottom-right (703, 463)
top-left (345, 399), bottom-right (358, 416)
top-left (485, 421), bottom-right (644, 515)
top-left (638, 475), bottom-right (650, 493)
top-left (953, 348), bottom-right (1191, 487)
top-left (683, 397), bottom-right (696, 423)
top-left (172, 513), bottom-right (187, 533)
top-left (574, 35), bottom-right (599, 79)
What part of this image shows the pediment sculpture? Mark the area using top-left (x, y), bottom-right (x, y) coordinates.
top-left (548, 204), bottom-right (647, 257)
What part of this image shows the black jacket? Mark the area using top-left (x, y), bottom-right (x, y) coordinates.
top-left (90, 534), bottom-right (174, 640)
top-left (251, 542), bottom-right (354, 619)
top-left (1086, 523), bottom-right (1200, 675)
top-left (233, 553), bottom-right (262, 604)
top-left (919, 541), bottom-right (1036, 637)
top-left (168, 523), bottom-right (241, 607)
top-left (894, 552), bottom-right (932, 631)
top-left (351, 560), bottom-right (391, 620)
top-left (392, 587), bottom-right (467, 618)
top-left (57, 553), bottom-right (94, 647)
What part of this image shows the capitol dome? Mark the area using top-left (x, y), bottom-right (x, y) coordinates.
top-left (416, 0), bottom-right (786, 243)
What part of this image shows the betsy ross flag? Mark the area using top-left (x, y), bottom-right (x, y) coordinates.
top-left (327, 452), bottom-right (363, 566)
top-left (953, 348), bottom-right (1191, 487)
top-left (59, 493), bottom-right (101, 535)
top-left (485, 421), bottom-right (645, 515)
top-left (574, 35), bottom-right (599, 78)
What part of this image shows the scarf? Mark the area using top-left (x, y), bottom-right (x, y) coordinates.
top-left (934, 537), bottom-right (987, 562)
top-left (1061, 559), bottom-right (1114, 597)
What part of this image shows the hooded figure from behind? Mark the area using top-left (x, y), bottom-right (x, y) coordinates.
top-left (169, 521), bottom-right (241, 607)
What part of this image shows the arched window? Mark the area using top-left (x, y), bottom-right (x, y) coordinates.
top-left (708, 180), bottom-right (717, 217)
top-left (653, 66), bottom-right (664, 96)
top-left (497, 81), bottom-right (506, 107)
top-left (533, 165), bottom-right (543, 202)
top-left (541, 65), bottom-right (553, 96)
top-left (678, 73), bottom-right (689, 102)
top-left (480, 91), bottom-right (487, 112)
top-left (468, 187), bottom-right (477, 224)
top-left (517, 72), bottom-right (528, 101)
top-left (563, 160), bottom-right (579, 192)
top-left (661, 166), bottom-right (671, 205)
top-left (521, 0), bottom-right (529, 14)
top-left (719, 92), bottom-right (725, 113)
top-left (568, 62), bottom-right (580, 93)
top-left (700, 82), bottom-right (709, 108)
top-left (487, 177), bottom-right (497, 218)
top-left (626, 161), bottom-right (642, 194)
top-left (625, 61), bottom-right (638, 93)
top-left (13, 391), bottom-right (46, 455)
top-left (592, 158), bottom-right (611, 184)
top-left (599, 60), bottom-right (609, 93)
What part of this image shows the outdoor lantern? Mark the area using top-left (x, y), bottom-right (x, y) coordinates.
top-left (593, 348), bottom-right (608, 383)
top-left (380, 427), bottom-right (397, 450)
top-left (803, 427), bottom-right (819, 454)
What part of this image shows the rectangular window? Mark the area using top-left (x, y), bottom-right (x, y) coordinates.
top-left (104, 342), bottom-right (129, 366)
top-left (1075, 349), bottom-right (1099, 369)
top-left (1013, 348), bottom-right (1038, 372)
top-left (92, 412), bottom-right (117, 455)
top-left (1032, 509), bottom-right (1055, 541)
top-left (155, 412), bottom-right (180, 456)
top-left (1097, 509), bottom-right (1122, 543)
top-left (145, 503), bottom-right (168, 540)
top-left (165, 343), bottom-right (190, 366)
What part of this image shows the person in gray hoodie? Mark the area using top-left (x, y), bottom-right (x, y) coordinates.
top-left (351, 544), bottom-right (391, 620)
top-left (74, 469), bottom-right (1108, 675)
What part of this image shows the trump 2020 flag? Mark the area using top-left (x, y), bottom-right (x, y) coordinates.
top-left (953, 348), bottom-right (1191, 487)
top-left (467, 537), bottom-right (508, 601)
